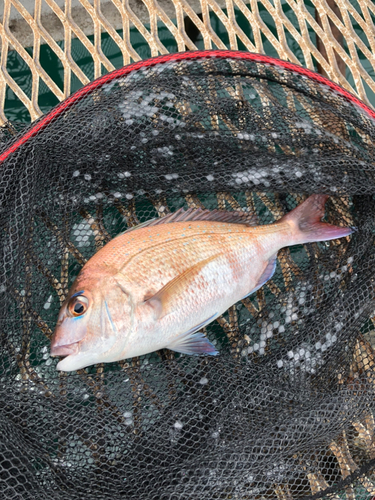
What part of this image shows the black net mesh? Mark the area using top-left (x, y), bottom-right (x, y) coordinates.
top-left (1, 51), bottom-right (375, 500)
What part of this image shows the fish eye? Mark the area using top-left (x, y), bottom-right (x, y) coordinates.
top-left (68, 296), bottom-right (89, 317)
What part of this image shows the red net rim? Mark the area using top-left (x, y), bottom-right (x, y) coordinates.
top-left (1, 49), bottom-right (374, 164)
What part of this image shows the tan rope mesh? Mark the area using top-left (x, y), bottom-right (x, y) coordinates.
top-left (0, 0), bottom-right (374, 125)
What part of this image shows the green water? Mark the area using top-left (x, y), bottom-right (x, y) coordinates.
top-left (4, 0), bottom-right (375, 122)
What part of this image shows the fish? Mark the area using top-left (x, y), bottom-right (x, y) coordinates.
top-left (50, 194), bottom-right (353, 371)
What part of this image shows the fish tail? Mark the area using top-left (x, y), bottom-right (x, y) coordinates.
top-left (279, 194), bottom-right (355, 245)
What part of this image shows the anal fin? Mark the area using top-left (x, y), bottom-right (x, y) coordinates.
top-left (241, 255), bottom-right (277, 299)
top-left (166, 313), bottom-right (219, 355)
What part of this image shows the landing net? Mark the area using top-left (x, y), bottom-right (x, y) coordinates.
top-left (1, 51), bottom-right (375, 500)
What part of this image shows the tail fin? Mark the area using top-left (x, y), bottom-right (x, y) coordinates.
top-left (279, 194), bottom-right (354, 245)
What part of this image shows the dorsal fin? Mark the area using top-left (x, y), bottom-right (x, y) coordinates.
top-left (122, 207), bottom-right (258, 234)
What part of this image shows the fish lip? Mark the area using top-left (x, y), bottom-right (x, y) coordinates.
top-left (50, 343), bottom-right (79, 357)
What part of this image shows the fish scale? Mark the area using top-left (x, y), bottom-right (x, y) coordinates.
top-left (115, 224), bottom-right (260, 291)
top-left (50, 195), bottom-right (353, 371)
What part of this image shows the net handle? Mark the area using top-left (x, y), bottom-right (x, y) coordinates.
top-left (1, 49), bottom-right (374, 164)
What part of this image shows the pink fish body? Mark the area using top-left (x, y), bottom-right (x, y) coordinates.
top-left (51, 195), bottom-right (353, 371)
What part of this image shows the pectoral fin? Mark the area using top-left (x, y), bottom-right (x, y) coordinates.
top-left (241, 255), bottom-right (277, 299)
top-left (166, 313), bottom-right (219, 355)
top-left (144, 255), bottom-right (218, 319)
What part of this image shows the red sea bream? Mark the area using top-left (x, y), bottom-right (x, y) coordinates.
top-left (50, 194), bottom-right (353, 371)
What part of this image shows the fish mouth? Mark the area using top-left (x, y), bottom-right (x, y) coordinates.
top-left (50, 343), bottom-right (79, 357)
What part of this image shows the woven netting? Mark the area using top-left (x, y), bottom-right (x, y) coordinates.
top-left (1, 50), bottom-right (375, 500)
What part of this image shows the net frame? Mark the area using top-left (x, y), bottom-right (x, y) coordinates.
top-left (1, 49), bottom-right (375, 164)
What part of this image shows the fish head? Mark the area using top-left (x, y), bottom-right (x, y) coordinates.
top-left (51, 279), bottom-right (132, 371)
